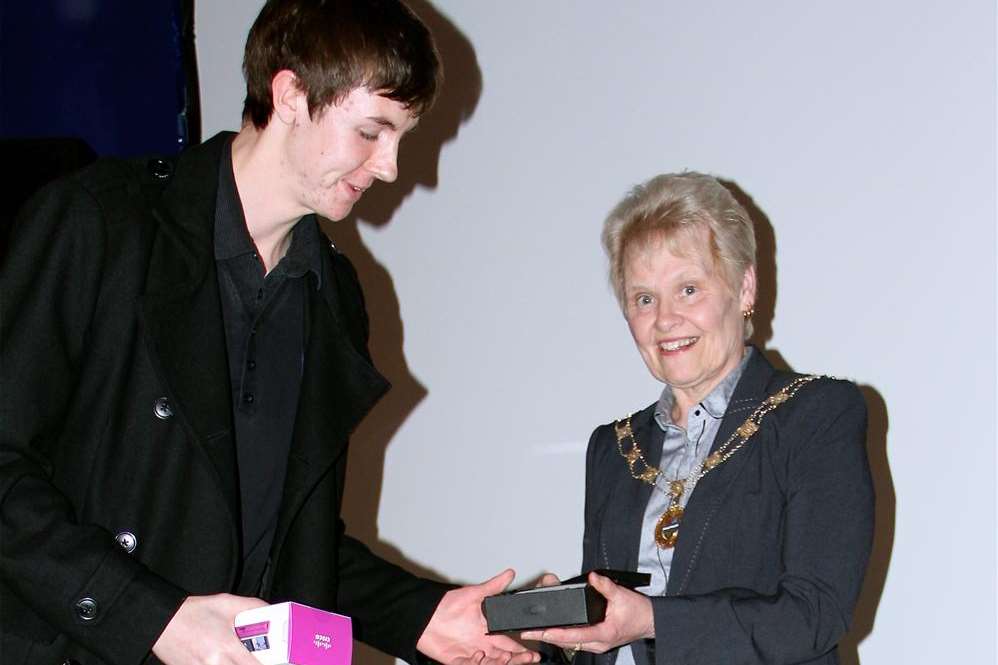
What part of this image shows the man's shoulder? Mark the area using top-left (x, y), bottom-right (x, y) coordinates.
top-left (65, 132), bottom-right (233, 209)
top-left (31, 155), bottom-right (175, 227)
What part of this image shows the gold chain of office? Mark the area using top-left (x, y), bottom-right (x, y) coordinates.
top-left (615, 374), bottom-right (823, 549)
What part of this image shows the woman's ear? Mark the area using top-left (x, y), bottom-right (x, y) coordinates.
top-left (740, 265), bottom-right (757, 312)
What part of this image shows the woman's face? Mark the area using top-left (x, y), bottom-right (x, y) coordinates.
top-left (623, 228), bottom-right (755, 405)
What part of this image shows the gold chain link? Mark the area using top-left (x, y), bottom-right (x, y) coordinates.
top-left (616, 374), bottom-right (824, 494)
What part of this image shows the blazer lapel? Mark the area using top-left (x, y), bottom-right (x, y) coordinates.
top-left (594, 407), bottom-right (659, 665)
top-left (602, 405), bottom-right (662, 572)
top-left (668, 349), bottom-right (777, 594)
top-left (139, 133), bottom-right (240, 525)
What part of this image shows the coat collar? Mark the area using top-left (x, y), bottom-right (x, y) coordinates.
top-left (138, 132), bottom-right (389, 537)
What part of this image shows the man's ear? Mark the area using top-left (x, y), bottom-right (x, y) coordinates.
top-left (271, 69), bottom-right (305, 126)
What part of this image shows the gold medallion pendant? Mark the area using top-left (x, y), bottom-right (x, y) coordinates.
top-left (655, 504), bottom-right (683, 549)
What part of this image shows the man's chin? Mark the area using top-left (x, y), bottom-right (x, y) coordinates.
top-left (315, 204), bottom-right (353, 222)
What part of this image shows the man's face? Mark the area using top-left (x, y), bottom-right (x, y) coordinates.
top-left (284, 87), bottom-right (418, 221)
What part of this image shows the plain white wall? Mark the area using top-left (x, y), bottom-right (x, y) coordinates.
top-left (196, 2), bottom-right (997, 663)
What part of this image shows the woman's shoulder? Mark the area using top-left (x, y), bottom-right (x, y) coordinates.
top-left (765, 370), bottom-right (865, 413)
top-left (759, 370), bottom-right (868, 452)
top-left (591, 401), bottom-right (657, 436)
top-left (586, 401), bottom-right (658, 461)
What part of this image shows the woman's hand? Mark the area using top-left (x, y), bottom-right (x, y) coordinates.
top-left (520, 572), bottom-right (654, 654)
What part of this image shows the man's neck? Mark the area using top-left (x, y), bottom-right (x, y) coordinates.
top-left (230, 124), bottom-right (304, 273)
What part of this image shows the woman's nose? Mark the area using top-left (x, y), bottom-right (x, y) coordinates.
top-left (655, 303), bottom-right (682, 331)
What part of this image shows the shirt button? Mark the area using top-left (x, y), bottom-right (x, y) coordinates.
top-left (247, 360), bottom-right (256, 371)
top-left (75, 597), bottom-right (99, 621)
top-left (153, 397), bottom-right (173, 420)
top-left (63, 660), bottom-right (82, 665)
top-left (243, 392), bottom-right (255, 404)
top-left (115, 531), bottom-right (138, 553)
top-left (694, 409), bottom-right (701, 416)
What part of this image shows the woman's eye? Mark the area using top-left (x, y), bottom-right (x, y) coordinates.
top-left (359, 130), bottom-right (379, 142)
top-left (682, 285), bottom-right (697, 297)
top-left (636, 294), bottom-right (653, 306)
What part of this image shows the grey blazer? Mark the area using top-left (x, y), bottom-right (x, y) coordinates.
top-left (579, 349), bottom-right (874, 665)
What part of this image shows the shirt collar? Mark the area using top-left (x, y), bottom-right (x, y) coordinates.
top-left (213, 136), bottom-right (323, 288)
top-left (276, 215), bottom-right (323, 288)
top-left (654, 346), bottom-right (754, 430)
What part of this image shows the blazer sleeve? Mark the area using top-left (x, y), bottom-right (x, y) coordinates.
top-left (0, 177), bottom-right (186, 665)
top-left (650, 380), bottom-right (874, 665)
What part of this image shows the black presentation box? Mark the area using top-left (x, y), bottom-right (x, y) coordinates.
top-left (482, 570), bottom-right (650, 634)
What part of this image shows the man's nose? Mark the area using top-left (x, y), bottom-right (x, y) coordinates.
top-left (367, 141), bottom-right (399, 183)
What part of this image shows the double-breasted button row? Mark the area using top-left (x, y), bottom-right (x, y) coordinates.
top-left (75, 597), bottom-right (98, 621)
top-left (153, 397), bottom-right (173, 420)
top-left (115, 531), bottom-right (138, 553)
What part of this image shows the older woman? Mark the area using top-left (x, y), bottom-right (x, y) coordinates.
top-left (523, 173), bottom-right (874, 665)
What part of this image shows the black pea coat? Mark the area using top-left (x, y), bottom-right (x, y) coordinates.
top-left (0, 133), bottom-right (449, 665)
top-left (578, 350), bottom-right (874, 665)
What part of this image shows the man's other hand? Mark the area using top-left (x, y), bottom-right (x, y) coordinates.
top-left (152, 593), bottom-right (268, 665)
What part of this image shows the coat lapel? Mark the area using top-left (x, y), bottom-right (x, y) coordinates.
top-left (667, 349), bottom-right (777, 594)
top-left (139, 133), bottom-right (240, 525)
top-left (271, 246), bottom-right (390, 553)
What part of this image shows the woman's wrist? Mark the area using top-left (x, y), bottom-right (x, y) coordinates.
top-left (640, 595), bottom-right (655, 640)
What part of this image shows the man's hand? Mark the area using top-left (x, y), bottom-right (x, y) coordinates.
top-left (417, 569), bottom-right (540, 665)
top-left (520, 572), bottom-right (654, 654)
top-left (151, 593), bottom-right (268, 665)
top-left (451, 651), bottom-right (519, 665)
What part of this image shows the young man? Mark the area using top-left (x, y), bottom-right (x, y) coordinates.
top-left (0, 2), bottom-right (533, 664)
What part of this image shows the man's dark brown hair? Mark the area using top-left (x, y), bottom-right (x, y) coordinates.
top-left (242, 0), bottom-right (441, 129)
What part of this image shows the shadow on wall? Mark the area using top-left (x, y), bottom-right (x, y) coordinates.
top-left (721, 179), bottom-right (776, 349)
top-left (729, 179), bottom-right (893, 665)
top-left (344, 0), bottom-right (482, 229)
top-left (838, 385), bottom-right (893, 665)
top-left (318, 2), bottom-right (482, 664)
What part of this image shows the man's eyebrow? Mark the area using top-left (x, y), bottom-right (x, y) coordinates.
top-left (366, 116), bottom-right (419, 132)
top-left (367, 116), bottom-right (397, 129)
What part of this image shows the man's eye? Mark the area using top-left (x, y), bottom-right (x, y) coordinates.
top-left (636, 294), bottom-right (653, 306)
top-left (682, 285), bottom-right (697, 296)
top-left (359, 130), bottom-right (378, 142)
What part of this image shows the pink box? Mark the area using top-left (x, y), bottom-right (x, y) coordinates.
top-left (235, 602), bottom-right (353, 665)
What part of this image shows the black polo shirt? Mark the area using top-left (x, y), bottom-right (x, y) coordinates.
top-left (214, 139), bottom-right (322, 594)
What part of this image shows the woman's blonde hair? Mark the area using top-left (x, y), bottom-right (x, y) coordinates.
top-left (602, 172), bottom-right (757, 336)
